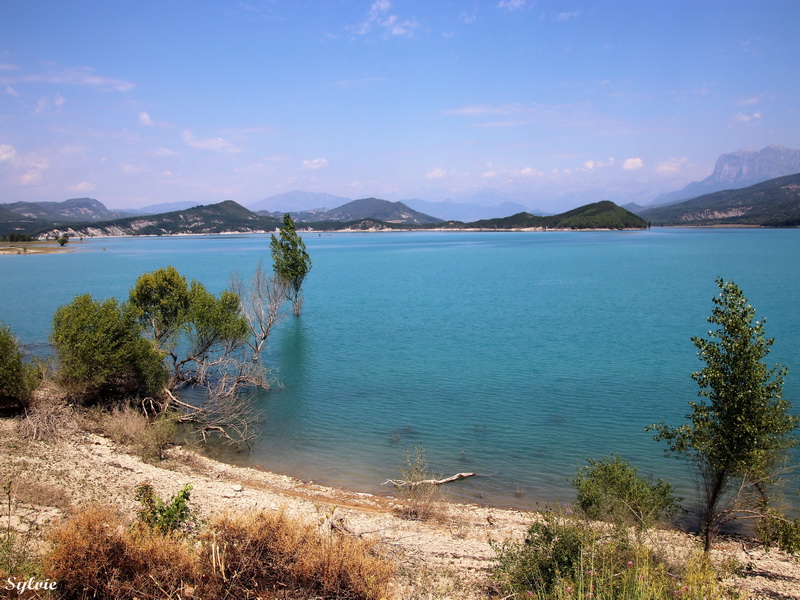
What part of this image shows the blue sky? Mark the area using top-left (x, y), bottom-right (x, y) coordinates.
top-left (1, 0), bottom-right (798, 212)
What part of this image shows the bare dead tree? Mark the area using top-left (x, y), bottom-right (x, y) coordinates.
top-left (230, 260), bottom-right (290, 361)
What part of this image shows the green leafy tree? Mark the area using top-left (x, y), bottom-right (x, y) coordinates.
top-left (129, 267), bottom-right (249, 390)
top-left (0, 322), bottom-right (40, 409)
top-left (129, 267), bottom-right (261, 446)
top-left (649, 279), bottom-right (799, 551)
top-left (51, 294), bottom-right (166, 400)
top-left (270, 213), bottom-right (311, 316)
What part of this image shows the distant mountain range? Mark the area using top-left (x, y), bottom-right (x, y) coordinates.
top-left (652, 145), bottom-right (800, 206)
top-left (246, 189), bottom-right (533, 221)
top-left (640, 173), bottom-right (800, 226)
top-left (3, 197), bottom-right (129, 222)
top-left (1, 197), bottom-right (647, 238)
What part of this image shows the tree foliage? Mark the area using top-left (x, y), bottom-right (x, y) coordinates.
top-left (51, 294), bottom-right (166, 400)
top-left (128, 267), bottom-right (249, 390)
top-left (0, 322), bottom-right (39, 409)
top-left (649, 279), bottom-right (798, 550)
top-left (572, 455), bottom-right (680, 533)
top-left (270, 213), bottom-right (311, 315)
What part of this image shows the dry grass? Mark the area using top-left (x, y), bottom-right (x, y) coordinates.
top-left (16, 396), bottom-right (77, 443)
top-left (44, 505), bottom-right (394, 600)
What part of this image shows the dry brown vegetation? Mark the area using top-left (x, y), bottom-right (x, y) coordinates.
top-left (45, 505), bottom-right (394, 600)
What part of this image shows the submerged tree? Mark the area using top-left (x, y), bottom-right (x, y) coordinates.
top-left (649, 279), bottom-right (798, 551)
top-left (270, 213), bottom-right (311, 316)
top-left (229, 259), bottom-right (290, 361)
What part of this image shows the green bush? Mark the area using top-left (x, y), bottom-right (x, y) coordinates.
top-left (0, 322), bottom-right (39, 409)
top-left (134, 482), bottom-right (196, 535)
top-left (572, 455), bottom-right (680, 532)
top-left (51, 294), bottom-right (167, 401)
top-left (492, 509), bottom-right (725, 600)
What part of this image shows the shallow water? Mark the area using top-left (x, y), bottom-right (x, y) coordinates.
top-left (2, 228), bottom-right (798, 509)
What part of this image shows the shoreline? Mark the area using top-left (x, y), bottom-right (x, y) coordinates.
top-left (2, 417), bottom-right (799, 598)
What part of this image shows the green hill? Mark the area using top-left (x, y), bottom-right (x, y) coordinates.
top-left (640, 173), bottom-right (800, 226)
top-left (293, 198), bottom-right (442, 225)
top-left (35, 200), bottom-right (281, 237)
top-left (463, 200), bottom-right (647, 230)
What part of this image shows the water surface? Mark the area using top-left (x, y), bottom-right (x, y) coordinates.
top-left (1, 229), bottom-right (798, 509)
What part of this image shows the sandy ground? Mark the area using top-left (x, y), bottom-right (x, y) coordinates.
top-left (1, 418), bottom-right (798, 599)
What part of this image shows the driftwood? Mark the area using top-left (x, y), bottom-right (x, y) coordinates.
top-left (382, 472), bottom-right (476, 488)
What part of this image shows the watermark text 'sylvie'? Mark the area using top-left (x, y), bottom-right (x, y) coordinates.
top-left (5, 577), bottom-right (58, 595)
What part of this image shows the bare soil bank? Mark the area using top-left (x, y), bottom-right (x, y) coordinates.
top-left (1, 418), bottom-right (797, 599)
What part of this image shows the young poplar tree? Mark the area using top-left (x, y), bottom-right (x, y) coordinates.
top-left (649, 279), bottom-right (798, 551)
top-left (270, 213), bottom-right (311, 316)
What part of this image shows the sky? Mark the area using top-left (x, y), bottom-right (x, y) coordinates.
top-left (1, 0), bottom-right (799, 213)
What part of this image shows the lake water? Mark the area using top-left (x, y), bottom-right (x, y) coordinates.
top-left (1, 228), bottom-right (799, 509)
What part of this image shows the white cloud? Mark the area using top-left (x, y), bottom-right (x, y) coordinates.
top-left (656, 157), bottom-right (688, 174)
top-left (302, 158), bottom-right (329, 170)
top-left (182, 130), bottom-right (240, 153)
top-left (552, 11), bottom-right (582, 22)
top-left (498, 0), bottom-right (527, 11)
top-left (583, 157), bottom-right (615, 170)
top-left (738, 93), bottom-right (769, 106)
top-left (734, 111), bottom-right (762, 123)
top-left (154, 147), bottom-right (179, 157)
top-left (0, 144), bottom-right (16, 163)
top-left (15, 155), bottom-right (50, 186)
top-left (139, 111), bottom-right (153, 126)
top-left (4, 86), bottom-right (18, 96)
top-left (623, 158), bottom-right (643, 170)
top-left (425, 167), bottom-right (447, 179)
top-left (70, 181), bottom-right (95, 192)
top-left (355, 0), bottom-right (419, 37)
top-left (519, 167), bottom-right (544, 176)
top-left (54, 94), bottom-right (65, 109)
top-left (0, 65), bottom-right (134, 92)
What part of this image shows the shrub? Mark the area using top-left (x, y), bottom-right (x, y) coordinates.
top-left (394, 444), bottom-right (443, 521)
top-left (136, 411), bottom-right (179, 461)
top-left (0, 322), bottom-right (39, 410)
top-left (134, 482), bottom-right (196, 535)
top-left (571, 455), bottom-right (680, 532)
top-left (51, 294), bottom-right (167, 401)
top-left (492, 509), bottom-right (725, 600)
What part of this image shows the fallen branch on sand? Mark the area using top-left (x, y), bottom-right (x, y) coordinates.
top-left (382, 472), bottom-right (476, 488)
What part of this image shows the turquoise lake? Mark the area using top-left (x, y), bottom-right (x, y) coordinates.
top-left (1, 228), bottom-right (799, 509)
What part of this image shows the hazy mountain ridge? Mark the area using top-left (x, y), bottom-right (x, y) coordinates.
top-left (290, 198), bottom-right (442, 225)
top-left (653, 145), bottom-right (800, 205)
top-left (640, 173), bottom-right (800, 226)
top-left (3, 197), bottom-right (130, 222)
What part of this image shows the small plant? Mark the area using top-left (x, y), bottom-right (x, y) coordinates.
top-left (137, 410), bottom-right (179, 461)
top-left (134, 482), bottom-right (197, 535)
top-left (758, 510), bottom-right (800, 554)
top-left (394, 444), bottom-right (443, 521)
top-left (0, 477), bottom-right (40, 581)
top-left (571, 455), bottom-right (680, 533)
